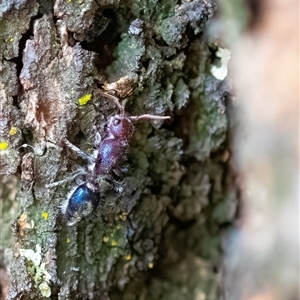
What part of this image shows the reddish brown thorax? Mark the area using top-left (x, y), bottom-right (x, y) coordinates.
top-left (107, 115), bottom-right (135, 141)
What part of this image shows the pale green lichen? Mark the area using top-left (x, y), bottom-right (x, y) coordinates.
top-left (39, 281), bottom-right (51, 297)
top-left (19, 245), bottom-right (52, 297)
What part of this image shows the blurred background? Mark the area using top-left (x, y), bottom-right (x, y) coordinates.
top-left (215, 0), bottom-right (299, 299)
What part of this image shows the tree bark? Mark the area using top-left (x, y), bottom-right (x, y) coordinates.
top-left (0, 0), bottom-right (236, 299)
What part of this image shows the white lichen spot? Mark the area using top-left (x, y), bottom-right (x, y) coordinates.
top-left (211, 47), bottom-right (231, 80)
top-left (19, 245), bottom-right (42, 266)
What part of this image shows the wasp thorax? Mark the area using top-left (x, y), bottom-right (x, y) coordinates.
top-left (109, 115), bottom-right (134, 140)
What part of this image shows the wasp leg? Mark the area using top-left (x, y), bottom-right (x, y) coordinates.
top-left (46, 168), bottom-right (86, 188)
top-left (64, 139), bottom-right (95, 163)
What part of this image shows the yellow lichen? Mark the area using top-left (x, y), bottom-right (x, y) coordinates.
top-left (0, 142), bottom-right (9, 150)
top-left (119, 212), bottom-right (127, 221)
top-left (9, 37), bottom-right (14, 42)
top-left (66, 238), bottom-right (71, 243)
top-left (111, 240), bottom-right (117, 247)
top-left (78, 94), bottom-right (92, 106)
top-left (41, 212), bottom-right (49, 220)
top-left (125, 254), bottom-right (131, 261)
top-left (148, 262), bottom-right (154, 269)
top-left (9, 127), bottom-right (18, 135)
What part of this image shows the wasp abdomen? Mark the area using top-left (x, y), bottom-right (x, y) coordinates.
top-left (66, 184), bottom-right (99, 226)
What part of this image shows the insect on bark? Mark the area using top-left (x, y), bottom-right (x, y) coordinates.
top-left (48, 93), bottom-right (170, 225)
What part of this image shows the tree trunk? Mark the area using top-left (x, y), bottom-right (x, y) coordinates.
top-left (0, 0), bottom-right (236, 299)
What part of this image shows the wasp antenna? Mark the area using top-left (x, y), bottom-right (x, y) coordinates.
top-left (97, 90), bottom-right (123, 111)
top-left (129, 114), bottom-right (170, 121)
top-left (120, 99), bottom-right (128, 116)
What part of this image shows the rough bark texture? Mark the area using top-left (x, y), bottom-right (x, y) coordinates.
top-left (0, 1), bottom-right (236, 299)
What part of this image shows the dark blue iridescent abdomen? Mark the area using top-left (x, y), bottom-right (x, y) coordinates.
top-left (66, 184), bottom-right (99, 225)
